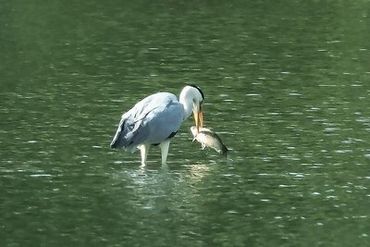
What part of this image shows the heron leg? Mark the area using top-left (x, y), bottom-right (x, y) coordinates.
top-left (139, 144), bottom-right (150, 166)
top-left (159, 140), bottom-right (171, 165)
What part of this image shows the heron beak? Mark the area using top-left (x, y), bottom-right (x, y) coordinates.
top-left (194, 111), bottom-right (204, 132)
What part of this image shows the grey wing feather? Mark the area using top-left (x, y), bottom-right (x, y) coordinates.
top-left (110, 92), bottom-right (184, 151)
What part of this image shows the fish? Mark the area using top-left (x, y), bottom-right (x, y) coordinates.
top-left (190, 126), bottom-right (228, 156)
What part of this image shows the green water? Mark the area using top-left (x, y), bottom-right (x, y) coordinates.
top-left (1, 1), bottom-right (370, 246)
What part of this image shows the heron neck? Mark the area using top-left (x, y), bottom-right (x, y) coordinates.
top-left (179, 90), bottom-right (193, 120)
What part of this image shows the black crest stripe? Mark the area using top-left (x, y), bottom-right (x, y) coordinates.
top-left (186, 83), bottom-right (204, 101)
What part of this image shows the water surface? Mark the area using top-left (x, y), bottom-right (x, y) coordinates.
top-left (1, 1), bottom-right (370, 246)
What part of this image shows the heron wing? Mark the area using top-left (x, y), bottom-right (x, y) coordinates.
top-left (111, 92), bottom-right (184, 151)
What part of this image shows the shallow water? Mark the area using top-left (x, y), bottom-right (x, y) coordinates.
top-left (1, 1), bottom-right (370, 246)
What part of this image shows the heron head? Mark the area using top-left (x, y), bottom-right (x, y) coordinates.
top-left (179, 84), bottom-right (205, 132)
top-left (188, 84), bottom-right (204, 132)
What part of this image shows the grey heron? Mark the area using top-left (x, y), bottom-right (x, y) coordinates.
top-left (110, 84), bottom-right (204, 166)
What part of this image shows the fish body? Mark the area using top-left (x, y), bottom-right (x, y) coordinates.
top-left (190, 126), bottom-right (228, 155)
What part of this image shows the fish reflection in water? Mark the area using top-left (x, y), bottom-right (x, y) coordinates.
top-left (190, 126), bottom-right (228, 156)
